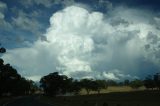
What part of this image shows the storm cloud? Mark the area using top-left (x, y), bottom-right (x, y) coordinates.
top-left (2, 5), bottom-right (160, 81)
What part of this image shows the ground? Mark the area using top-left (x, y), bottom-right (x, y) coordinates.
top-left (80, 86), bottom-right (145, 95)
top-left (39, 88), bottom-right (160, 106)
top-left (0, 86), bottom-right (160, 106)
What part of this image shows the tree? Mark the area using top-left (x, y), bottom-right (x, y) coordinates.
top-left (154, 73), bottom-right (160, 90)
top-left (0, 44), bottom-right (6, 53)
top-left (70, 80), bottom-right (81, 95)
top-left (0, 47), bottom-right (6, 53)
top-left (124, 79), bottom-right (130, 86)
top-left (40, 72), bottom-right (73, 96)
top-left (80, 79), bottom-right (93, 94)
top-left (79, 79), bottom-right (108, 94)
top-left (0, 46), bottom-right (32, 96)
top-left (107, 80), bottom-right (118, 86)
top-left (93, 80), bottom-right (107, 94)
top-left (130, 79), bottom-right (143, 89)
top-left (144, 75), bottom-right (156, 90)
top-left (0, 63), bottom-right (32, 96)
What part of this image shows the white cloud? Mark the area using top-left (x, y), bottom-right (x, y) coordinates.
top-left (26, 75), bottom-right (42, 81)
top-left (102, 69), bottom-right (138, 81)
top-left (19, 0), bottom-right (53, 8)
top-left (2, 5), bottom-right (160, 81)
top-left (103, 72), bottom-right (119, 80)
top-left (0, 1), bottom-right (7, 11)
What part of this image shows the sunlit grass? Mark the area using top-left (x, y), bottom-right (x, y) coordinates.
top-left (80, 86), bottom-right (146, 95)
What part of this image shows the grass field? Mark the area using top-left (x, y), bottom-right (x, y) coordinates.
top-left (80, 86), bottom-right (146, 95)
top-left (39, 87), bottom-right (160, 106)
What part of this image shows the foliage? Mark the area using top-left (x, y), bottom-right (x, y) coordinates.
top-left (40, 72), bottom-right (73, 96)
top-left (80, 79), bottom-right (107, 94)
top-left (0, 62), bottom-right (34, 96)
top-left (130, 79), bottom-right (143, 89)
top-left (0, 47), bottom-right (6, 53)
top-left (92, 80), bottom-right (108, 94)
top-left (0, 46), bottom-right (35, 96)
top-left (107, 80), bottom-right (118, 86)
top-left (80, 79), bottom-right (94, 94)
top-left (40, 73), bottom-right (108, 96)
top-left (153, 73), bottom-right (160, 89)
top-left (124, 79), bottom-right (130, 86)
top-left (70, 80), bottom-right (81, 95)
top-left (144, 75), bottom-right (156, 89)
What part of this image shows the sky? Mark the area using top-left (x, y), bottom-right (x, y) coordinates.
top-left (0, 0), bottom-right (160, 81)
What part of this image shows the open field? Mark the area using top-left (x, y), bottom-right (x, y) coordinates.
top-left (39, 89), bottom-right (160, 106)
top-left (80, 86), bottom-right (146, 95)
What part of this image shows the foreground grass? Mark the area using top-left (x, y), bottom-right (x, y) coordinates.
top-left (39, 90), bottom-right (160, 106)
top-left (0, 97), bottom-right (14, 105)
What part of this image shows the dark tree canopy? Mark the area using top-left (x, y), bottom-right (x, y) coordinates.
top-left (154, 73), bottom-right (160, 89)
top-left (0, 47), bottom-right (6, 53)
top-left (40, 72), bottom-right (74, 96)
top-left (130, 79), bottom-right (143, 89)
top-left (80, 79), bottom-right (107, 94)
top-left (0, 61), bottom-right (34, 96)
top-left (80, 79), bottom-right (93, 94)
top-left (144, 75), bottom-right (156, 90)
top-left (0, 46), bottom-right (35, 96)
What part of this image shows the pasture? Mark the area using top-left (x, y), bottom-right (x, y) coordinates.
top-left (39, 87), bottom-right (160, 106)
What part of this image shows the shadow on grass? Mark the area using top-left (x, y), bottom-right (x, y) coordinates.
top-left (38, 90), bottom-right (160, 106)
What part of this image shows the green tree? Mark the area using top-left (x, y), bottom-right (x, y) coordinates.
top-left (40, 72), bottom-right (72, 96)
top-left (124, 79), bottom-right (130, 86)
top-left (0, 46), bottom-right (6, 53)
top-left (91, 80), bottom-right (107, 94)
top-left (0, 46), bottom-right (33, 96)
top-left (80, 79), bottom-right (93, 94)
top-left (107, 80), bottom-right (118, 86)
top-left (130, 79), bottom-right (143, 89)
top-left (70, 80), bottom-right (81, 95)
top-left (154, 73), bottom-right (160, 90)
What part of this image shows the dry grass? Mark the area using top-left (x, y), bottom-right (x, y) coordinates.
top-left (38, 86), bottom-right (160, 106)
top-left (80, 86), bottom-right (146, 95)
top-left (39, 90), bottom-right (160, 106)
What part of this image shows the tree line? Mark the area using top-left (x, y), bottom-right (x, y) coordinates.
top-left (40, 72), bottom-right (108, 96)
top-left (0, 46), bottom-right (37, 96)
top-left (144, 74), bottom-right (160, 90)
top-left (40, 72), bottom-right (160, 96)
top-left (0, 45), bottom-right (160, 97)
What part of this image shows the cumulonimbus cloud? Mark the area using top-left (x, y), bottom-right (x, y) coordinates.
top-left (2, 5), bottom-right (160, 81)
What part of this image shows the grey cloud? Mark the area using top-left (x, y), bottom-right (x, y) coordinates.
top-left (147, 32), bottom-right (159, 44)
top-left (110, 17), bottom-right (129, 27)
top-left (0, 1), bottom-right (12, 31)
top-left (19, 0), bottom-right (75, 8)
top-left (98, 0), bottom-right (113, 10)
top-left (11, 10), bottom-right (43, 36)
top-left (19, 0), bottom-right (53, 8)
top-left (145, 44), bottom-right (150, 50)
